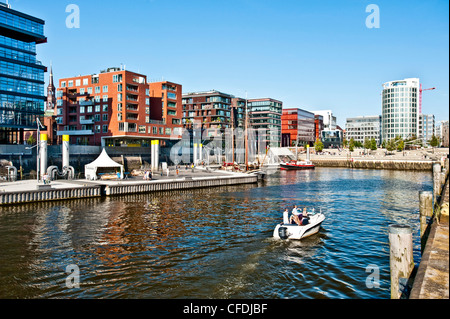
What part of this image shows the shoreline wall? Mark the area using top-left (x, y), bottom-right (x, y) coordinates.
top-left (311, 159), bottom-right (434, 171)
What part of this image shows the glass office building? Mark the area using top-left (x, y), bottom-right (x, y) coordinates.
top-left (381, 78), bottom-right (419, 142)
top-left (0, 3), bottom-right (47, 144)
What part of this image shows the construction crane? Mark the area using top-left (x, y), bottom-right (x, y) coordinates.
top-left (419, 84), bottom-right (436, 114)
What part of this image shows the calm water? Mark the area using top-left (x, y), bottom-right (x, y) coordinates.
top-left (0, 168), bottom-right (432, 299)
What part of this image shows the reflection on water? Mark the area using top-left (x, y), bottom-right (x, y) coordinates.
top-left (0, 168), bottom-right (432, 299)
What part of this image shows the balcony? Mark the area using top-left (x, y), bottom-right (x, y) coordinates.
top-left (80, 119), bottom-right (94, 125)
top-left (80, 100), bottom-right (94, 106)
top-left (57, 130), bottom-right (94, 136)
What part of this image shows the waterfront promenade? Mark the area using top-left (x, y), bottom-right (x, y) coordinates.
top-left (411, 171), bottom-right (449, 299)
top-left (0, 168), bottom-right (258, 205)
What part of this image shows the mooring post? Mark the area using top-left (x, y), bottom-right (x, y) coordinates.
top-left (419, 191), bottom-right (433, 252)
top-left (389, 224), bottom-right (414, 299)
top-left (433, 163), bottom-right (441, 204)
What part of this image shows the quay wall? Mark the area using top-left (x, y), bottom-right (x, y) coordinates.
top-left (0, 185), bottom-right (102, 205)
top-left (311, 159), bottom-right (434, 171)
top-left (104, 176), bottom-right (258, 196)
top-left (0, 175), bottom-right (258, 206)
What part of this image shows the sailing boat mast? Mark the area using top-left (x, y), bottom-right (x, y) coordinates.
top-left (245, 92), bottom-right (249, 171)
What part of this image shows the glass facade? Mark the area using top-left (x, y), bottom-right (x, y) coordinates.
top-left (0, 4), bottom-right (46, 144)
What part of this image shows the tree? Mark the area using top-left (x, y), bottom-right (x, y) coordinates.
top-left (429, 135), bottom-right (439, 153)
top-left (364, 138), bottom-right (371, 151)
top-left (27, 134), bottom-right (36, 146)
top-left (386, 139), bottom-right (395, 153)
top-left (370, 138), bottom-right (377, 150)
top-left (396, 140), bottom-right (404, 152)
top-left (343, 138), bottom-right (348, 148)
top-left (314, 139), bottom-right (324, 152)
top-left (429, 135), bottom-right (439, 148)
top-left (349, 138), bottom-right (355, 152)
top-left (381, 140), bottom-right (386, 149)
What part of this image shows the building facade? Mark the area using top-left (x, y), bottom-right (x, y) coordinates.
top-left (345, 115), bottom-right (382, 146)
top-left (182, 90), bottom-right (233, 135)
top-left (418, 113), bottom-right (435, 146)
top-left (56, 67), bottom-right (182, 147)
top-left (0, 3), bottom-right (47, 144)
top-left (281, 108), bottom-right (315, 147)
top-left (248, 98), bottom-right (282, 148)
top-left (382, 78), bottom-right (419, 142)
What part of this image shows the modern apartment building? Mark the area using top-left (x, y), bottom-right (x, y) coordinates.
top-left (281, 108), bottom-right (315, 147)
top-left (381, 78), bottom-right (419, 142)
top-left (248, 98), bottom-right (282, 148)
top-left (418, 113), bottom-right (435, 146)
top-left (182, 90), bottom-right (233, 133)
top-left (0, 3), bottom-right (47, 144)
top-left (345, 115), bottom-right (382, 146)
top-left (56, 67), bottom-right (183, 147)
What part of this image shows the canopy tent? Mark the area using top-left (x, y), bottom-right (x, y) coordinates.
top-left (85, 148), bottom-right (124, 180)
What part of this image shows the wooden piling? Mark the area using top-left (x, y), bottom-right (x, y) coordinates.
top-left (389, 224), bottom-right (414, 299)
top-left (419, 191), bottom-right (433, 252)
top-left (433, 163), bottom-right (441, 204)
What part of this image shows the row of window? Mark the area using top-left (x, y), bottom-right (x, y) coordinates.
top-left (0, 10), bottom-right (44, 36)
top-left (0, 76), bottom-right (43, 95)
top-left (0, 35), bottom-right (36, 53)
top-left (0, 60), bottom-right (44, 81)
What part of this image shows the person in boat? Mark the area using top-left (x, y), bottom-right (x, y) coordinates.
top-left (290, 205), bottom-right (303, 226)
top-left (301, 207), bottom-right (310, 225)
top-left (283, 208), bottom-right (289, 224)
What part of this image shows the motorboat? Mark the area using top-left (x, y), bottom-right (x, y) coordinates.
top-left (273, 210), bottom-right (325, 240)
top-left (280, 160), bottom-right (315, 170)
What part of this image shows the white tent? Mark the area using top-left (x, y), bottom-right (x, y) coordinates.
top-left (85, 148), bottom-right (124, 180)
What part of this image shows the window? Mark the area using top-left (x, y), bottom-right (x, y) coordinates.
top-left (61, 81), bottom-right (66, 88)
top-left (68, 80), bottom-right (73, 87)
top-left (87, 87), bottom-right (93, 94)
top-left (95, 86), bottom-right (100, 93)
top-left (113, 74), bottom-right (122, 83)
top-left (80, 88), bottom-right (85, 95)
top-left (167, 92), bottom-right (176, 99)
top-left (103, 95), bottom-right (108, 102)
top-left (103, 105), bottom-right (108, 112)
top-left (159, 127), bottom-right (164, 135)
top-left (102, 114), bottom-right (108, 121)
top-left (95, 114), bottom-right (100, 122)
top-left (118, 103), bottom-right (122, 111)
top-left (103, 85), bottom-right (108, 93)
top-left (80, 106), bottom-right (85, 113)
top-left (139, 125), bottom-right (146, 133)
top-left (75, 79), bottom-right (81, 86)
top-left (102, 125), bottom-right (108, 133)
top-left (165, 128), bottom-right (171, 135)
top-left (87, 106), bottom-right (93, 113)
top-left (95, 96), bottom-right (100, 102)
top-left (153, 127), bottom-right (157, 134)
top-left (118, 93), bottom-right (122, 102)
top-left (95, 125), bottom-right (101, 133)
top-left (83, 78), bottom-right (89, 85)
top-left (95, 105), bottom-right (100, 112)
top-left (117, 84), bottom-right (122, 92)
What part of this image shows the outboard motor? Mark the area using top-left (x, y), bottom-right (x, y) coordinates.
top-left (278, 227), bottom-right (289, 240)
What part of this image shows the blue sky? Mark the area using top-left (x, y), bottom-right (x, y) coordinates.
top-left (7, 0), bottom-right (449, 126)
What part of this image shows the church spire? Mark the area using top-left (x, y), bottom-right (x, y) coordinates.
top-left (46, 62), bottom-right (56, 111)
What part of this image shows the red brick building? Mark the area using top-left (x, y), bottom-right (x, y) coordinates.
top-left (55, 67), bottom-right (182, 147)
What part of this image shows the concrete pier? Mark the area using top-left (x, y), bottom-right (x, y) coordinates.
top-left (0, 169), bottom-right (258, 206)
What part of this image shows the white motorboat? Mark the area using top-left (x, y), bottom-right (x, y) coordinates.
top-left (273, 211), bottom-right (325, 240)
